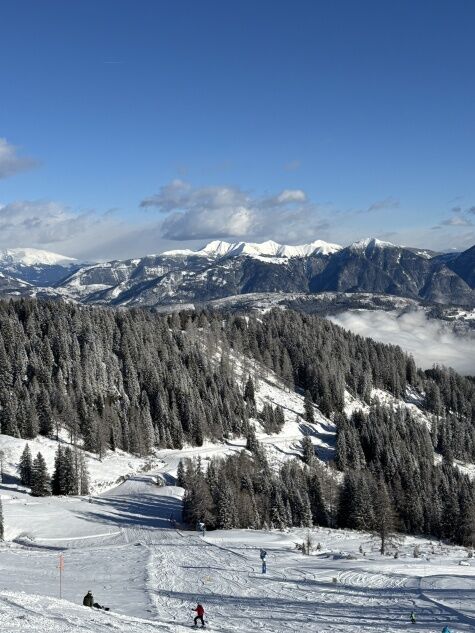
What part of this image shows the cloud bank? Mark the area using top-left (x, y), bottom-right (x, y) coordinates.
top-left (0, 200), bottom-right (129, 259)
top-left (140, 179), bottom-right (327, 242)
top-left (328, 309), bottom-right (475, 375)
top-left (0, 138), bottom-right (36, 179)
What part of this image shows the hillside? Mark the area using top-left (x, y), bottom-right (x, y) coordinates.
top-left (0, 299), bottom-right (474, 632)
top-left (0, 299), bottom-right (474, 546)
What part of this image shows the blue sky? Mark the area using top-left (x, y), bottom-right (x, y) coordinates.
top-left (1, 0), bottom-right (474, 260)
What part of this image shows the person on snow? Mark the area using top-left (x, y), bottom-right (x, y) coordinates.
top-left (410, 611), bottom-right (416, 624)
top-left (83, 590), bottom-right (109, 611)
top-left (83, 591), bottom-right (94, 607)
top-left (193, 603), bottom-right (205, 627)
top-left (442, 627), bottom-right (452, 633)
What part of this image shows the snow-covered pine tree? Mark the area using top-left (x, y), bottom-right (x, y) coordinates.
top-left (301, 436), bottom-right (315, 466)
top-left (373, 479), bottom-right (396, 554)
top-left (303, 390), bottom-right (315, 424)
top-left (246, 425), bottom-right (260, 454)
top-left (36, 390), bottom-right (53, 437)
top-left (52, 445), bottom-right (66, 495)
top-left (216, 481), bottom-right (238, 529)
top-left (270, 486), bottom-right (287, 530)
top-left (76, 449), bottom-right (90, 495)
top-left (31, 452), bottom-right (51, 497)
top-left (244, 376), bottom-right (256, 414)
top-left (176, 459), bottom-right (186, 488)
top-left (19, 444), bottom-right (33, 487)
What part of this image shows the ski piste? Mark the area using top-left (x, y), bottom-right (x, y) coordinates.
top-left (0, 350), bottom-right (473, 633)
top-left (1, 467), bottom-right (474, 632)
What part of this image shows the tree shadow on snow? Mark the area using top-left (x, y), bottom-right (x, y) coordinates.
top-left (74, 492), bottom-right (183, 530)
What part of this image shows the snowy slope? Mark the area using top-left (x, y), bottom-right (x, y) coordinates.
top-left (0, 591), bottom-right (191, 632)
top-left (1, 356), bottom-right (474, 632)
top-left (0, 432), bottom-right (162, 496)
top-left (2, 472), bottom-right (475, 633)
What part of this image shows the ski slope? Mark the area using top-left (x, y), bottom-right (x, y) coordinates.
top-left (0, 361), bottom-right (473, 632)
top-left (2, 460), bottom-right (475, 633)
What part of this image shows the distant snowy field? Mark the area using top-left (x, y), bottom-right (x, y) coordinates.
top-left (0, 359), bottom-right (474, 632)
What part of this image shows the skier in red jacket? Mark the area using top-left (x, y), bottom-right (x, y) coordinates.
top-left (193, 603), bottom-right (205, 628)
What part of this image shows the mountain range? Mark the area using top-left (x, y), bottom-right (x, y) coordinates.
top-left (0, 238), bottom-right (474, 308)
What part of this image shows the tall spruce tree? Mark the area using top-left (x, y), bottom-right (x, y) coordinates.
top-left (31, 452), bottom-right (51, 497)
top-left (19, 444), bottom-right (33, 487)
top-left (373, 479), bottom-right (397, 554)
top-left (303, 391), bottom-right (315, 424)
top-left (301, 436), bottom-right (315, 466)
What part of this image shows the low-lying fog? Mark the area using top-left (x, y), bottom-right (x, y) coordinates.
top-left (328, 309), bottom-right (475, 376)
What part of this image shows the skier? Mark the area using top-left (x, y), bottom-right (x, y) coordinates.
top-left (83, 590), bottom-right (94, 607)
top-left (442, 627), bottom-right (452, 633)
top-left (192, 603), bottom-right (206, 628)
top-left (410, 611), bottom-right (416, 624)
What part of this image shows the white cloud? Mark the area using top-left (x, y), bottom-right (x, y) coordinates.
top-left (441, 215), bottom-right (472, 227)
top-left (0, 138), bottom-right (36, 179)
top-left (329, 309), bottom-right (475, 375)
top-left (275, 189), bottom-right (307, 204)
top-left (0, 200), bottom-right (130, 259)
top-left (366, 197), bottom-right (400, 212)
top-left (140, 180), bottom-right (325, 242)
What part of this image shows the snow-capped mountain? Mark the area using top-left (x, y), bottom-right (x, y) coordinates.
top-left (0, 247), bottom-right (80, 286)
top-left (48, 237), bottom-right (475, 308)
top-left (0, 238), bottom-right (474, 308)
top-left (348, 237), bottom-right (396, 252)
top-left (163, 238), bottom-right (342, 259)
top-left (0, 247), bottom-right (77, 267)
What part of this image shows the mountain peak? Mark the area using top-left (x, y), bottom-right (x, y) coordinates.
top-left (349, 237), bottom-right (397, 251)
top-left (163, 238), bottom-right (342, 260)
top-left (0, 248), bottom-right (77, 267)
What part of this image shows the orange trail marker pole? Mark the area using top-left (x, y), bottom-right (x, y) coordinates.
top-left (58, 554), bottom-right (64, 599)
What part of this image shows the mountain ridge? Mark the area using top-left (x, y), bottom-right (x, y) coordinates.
top-left (0, 238), bottom-right (474, 308)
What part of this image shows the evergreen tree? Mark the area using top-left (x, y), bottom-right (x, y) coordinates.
top-left (31, 452), bottom-right (51, 497)
top-left (373, 479), bottom-right (396, 554)
top-left (244, 376), bottom-right (256, 413)
top-left (301, 436), bottom-right (315, 466)
top-left (36, 390), bottom-right (53, 437)
top-left (52, 445), bottom-right (66, 495)
top-left (176, 460), bottom-right (186, 488)
top-left (19, 444), bottom-right (33, 486)
top-left (303, 390), bottom-right (315, 424)
top-left (216, 481), bottom-right (237, 529)
top-left (76, 449), bottom-right (90, 495)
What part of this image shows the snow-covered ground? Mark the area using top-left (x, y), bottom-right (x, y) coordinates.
top-left (2, 466), bottom-right (475, 633)
top-left (0, 361), bottom-right (474, 632)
